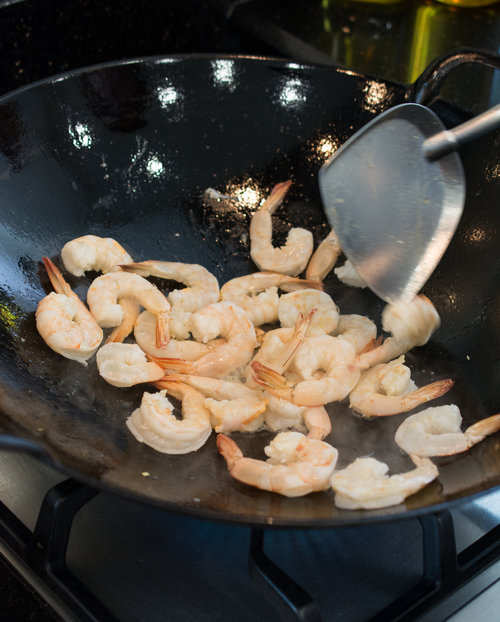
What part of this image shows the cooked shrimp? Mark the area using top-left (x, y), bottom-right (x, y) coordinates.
top-left (61, 234), bottom-right (132, 276)
top-left (289, 335), bottom-right (355, 380)
top-left (96, 342), bottom-right (164, 387)
top-left (220, 272), bottom-right (321, 326)
top-left (278, 289), bottom-right (339, 336)
top-left (205, 398), bottom-right (266, 433)
top-left (134, 310), bottom-right (211, 360)
top-left (152, 301), bottom-right (257, 378)
top-left (334, 314), bottom-right (378, 354)
top-left (155, 374), bottom-right (267, 433)
top-left (395, 405), bottom-right (500, 457)
top-left (156, 373), bottom-right (264, 403)
top-left (245, 310), bottom-right (314, 388)
top-left (305, 229), bottom-right (342, 282)
top-left (249, 180), bottom-right (314, 276)
top-left (357, 295), bottom-right (440, 370)
top-left (330, 455), bottom-right (439, 510)
top-left (217, 431), bottom-right (338, 497)
top-left (121, 260), bottom-right (219, 339)
top-left (87, 271), bottom-right (170, 348)
top-left (263, 393), bottom-right (306, 433)
top-left (349, 356), bottom-right (454, 418)
top-left (264, 394), bottom-right (331, 440)
top-left (105, 298), bottom-right (141, 343)
top-left (36, 257), bottom-right (103, 364)
top-left (253, 335), bottom-right (360, 406)
top-left (334, 259), bottom-right (367, 289)
top-left (126, 382), bottom-right (212, 454)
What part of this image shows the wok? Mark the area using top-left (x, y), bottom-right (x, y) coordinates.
top-left (0, 50), bottom-right (500, 528)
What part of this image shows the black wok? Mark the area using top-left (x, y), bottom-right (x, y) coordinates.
top-left (0, 50), bottom-right (499, 528)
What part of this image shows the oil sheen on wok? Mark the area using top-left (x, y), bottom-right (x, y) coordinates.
top-left (34, 180), bottom-right (500, 511)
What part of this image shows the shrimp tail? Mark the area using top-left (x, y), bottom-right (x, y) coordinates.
top-left (153, 374), bottom-right (196, 392)
top-left (278, 310), bottom-right (312, 369)
top-left (105, 298), bottom-right (140, 344)
top-left (266, 309), bottom-right (316, 373)
top-left (251, 361), bottom-right (289, 387)
top-left (358, 335), bottom-right (384, 355)
top-left (155, 310), bottom-right (171, 349)
top-left (119, 260), bottom-right (161, 278)
top-left (152, 379), bottom-right (167, 390)
top-left (156, 372), bottom-right (187, 383)
top-left (465, 412), bottom-right (500, 445)
top-left (119, 261), bottom-right (150, 276)
top-left (263, 179), bottom-right (293, 213)
top-left (149, 355), bottom-right (194, 374)
top-left (106, 322), bottom-right (133, 344)
top-left (42, 256), bottom-right (72, 296)
top-left (403, 378), bottom-right (454, 409)
top-left (155, 379), bottom-right (192, 401)
top-left (216, 433), bottom-right (243, 470)
top-left (251, 361), bottom-right (292, 400)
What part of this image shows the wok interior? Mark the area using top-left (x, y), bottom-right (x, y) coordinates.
top-left (0, 56), bottom-right (499, 526)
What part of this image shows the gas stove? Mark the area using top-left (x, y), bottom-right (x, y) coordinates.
top-left (1, 451), bottom-right (500, 621)
top-left (1, 1), bottom-right (500, 620)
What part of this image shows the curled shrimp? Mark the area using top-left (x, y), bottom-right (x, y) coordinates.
top-left (220, 272), bottom-right (321, 327)
top-left (61, 234), bottom-right (133, 276)
top-left (264, 394), bottom-right (331, 440)
top-left (152, 301), bottom-right (257, 378)
top-left (61, 235), bottom-right (139, 343)
top-left (155, 374), bottom-right (267, 433)
top-left (249, 180), bottom-right (314, 276)
top-left (253, 335), bottom-right (359, 406)
top-left (87, 271), bottom-right (170, 348)
top-left (134, 310), bottom-right (211, 360)
top-left (395, 405), bottom-right (500, 457)
top-left (217, 431), bottom-right (338, 497)
top-left (278, 289), bottom-right (339, 336)
top-left (36, 257), bottom-right (103, 364)
top-left (330, 455), bottom-right (439, 510)
top-left (333, 314), bottom-right (378, 354)
top-left (96, 343), bottom-right (164, 387)
top-left (305, 229), bottom-right (342, 283)
top-left (349, 356), bottom-right (454, 418)
top-left (126, 381), bottom-right (212, 454)
top-left (357, 295), bottom-right (440, 370)
top-left (121, 260), bottom-right (219, 339)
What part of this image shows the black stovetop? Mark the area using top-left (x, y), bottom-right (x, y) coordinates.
top-left (2, 450), bottom-right (500, 622)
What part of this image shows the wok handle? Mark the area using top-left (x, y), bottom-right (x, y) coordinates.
top-left (423, 103), bottom-right (500, 160)
top-left (412, 47), bottom-right (500, 106)
top-left (0, 432), bottom-right (53, 461)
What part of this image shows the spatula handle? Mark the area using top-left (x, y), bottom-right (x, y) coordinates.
top-left (423, 103), bottom-right (500, 161)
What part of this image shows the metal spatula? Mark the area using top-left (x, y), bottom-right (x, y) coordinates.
top-left (318, 102), bottom-right (500, 303)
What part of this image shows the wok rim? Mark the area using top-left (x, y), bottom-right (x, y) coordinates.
top-left (0, 51), bottom-right (404, 104)
top-left (24, 449), bottom-right (500, 529)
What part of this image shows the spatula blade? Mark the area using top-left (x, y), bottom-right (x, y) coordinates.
top-left (318, 103), bottom-right (465, 303)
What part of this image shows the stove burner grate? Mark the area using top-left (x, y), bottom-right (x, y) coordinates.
top-left (0, 478), bottom-right (499, 621)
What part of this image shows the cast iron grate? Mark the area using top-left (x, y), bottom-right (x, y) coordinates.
top-left (0, 477), bottom-right (500, 621)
